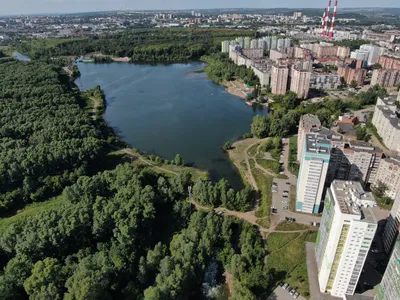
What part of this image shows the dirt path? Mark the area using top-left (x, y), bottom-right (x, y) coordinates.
top-left (120, 148), bottom-right (178, 175)
top-left (244, 143), bottom-right (258, 189)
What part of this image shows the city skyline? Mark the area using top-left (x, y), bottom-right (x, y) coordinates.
top-left (1, 0), bottom-right (400, 16)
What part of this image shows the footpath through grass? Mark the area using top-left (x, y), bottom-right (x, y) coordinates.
top-left (266, 231), bottom-right (317, 299)
top-left (275, 221), bottom-right (310, 231)
top-left (0, 196), bottom-right (65, 232)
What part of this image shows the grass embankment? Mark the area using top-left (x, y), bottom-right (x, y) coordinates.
top-left (266, 231), bottom-right (318, 299)
top-left (290, 185), bottom-right (297, 212)
top-left (288, 136), bottom-right (300, 177)
top-left (253, 167), bottom-right (273, 222)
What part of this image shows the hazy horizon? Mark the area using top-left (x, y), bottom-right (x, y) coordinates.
top-left (0, 0), bottom-right (399, 16)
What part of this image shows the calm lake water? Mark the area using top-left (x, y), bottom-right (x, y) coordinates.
top-left (75, 62), bottom-right (267, 189)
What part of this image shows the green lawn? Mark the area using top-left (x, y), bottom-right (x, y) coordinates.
top-left (252, 167), bottom-right (273, 225)
top-left (267, 232), bottom-right (300, 252)
top-left (290, 185), bottom-right (297, 212)
top-left (0, 196), bottom-right (65, 232)
top-left (266, 232), bottom-right (315, 299)
top-left (288, 136), bottom-right (298, 162)
top-left (248, 143), bottom-right (261, 157)
top-left (256, 218), bottom-right (270, 229)
top-left (288, 136), bottom-right (300, 176)
top-left (275, 221), bottom-right (310, 231)
top-left (256, 158), bottom-right (280, 174)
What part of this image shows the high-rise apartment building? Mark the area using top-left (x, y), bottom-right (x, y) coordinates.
top-left (372, 95), bottom-right (400, 152)
top-left (374, 157), bottom-right (400, 199)
top-left (290, 68), bottom-right (311, 99)
top-left (342, 141), bottom-right (383, 186)
top-left (221, 40), bottom-right (230, 53)
top-left (382, 193), bottom-right (400, 253)
top-left (269, 49), bottom-right (288, 62)
top-left (375, 238), bottom-right (400, 300)
top-left (271, 65), bottom-right (289, 95)
top-left (338, 66), bottom-right (367, 86)
top-left (371, 69), bottom-right (400, 87)
top-left (297, 114), bottom-right (322, 162)
top-left (376, 55), bottom-right (400, 70)
top-left (296, 133), bottom-right (332, 214)
top-left (316, 180), bottom-right (377, 298)
top-left (244, 37), bottom-right (251, 49)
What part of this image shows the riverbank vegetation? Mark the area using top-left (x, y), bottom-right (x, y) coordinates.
top-left (250, 86), bottom-right (388, 139)
top-left (201, 52), bottom-right (259, 86)
top-left (17, 28), bottom-right (255, 62)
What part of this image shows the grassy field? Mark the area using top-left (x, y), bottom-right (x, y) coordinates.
top-left (255, 158), bottom-right (280, 174)
top-left (288, 136), bottom-right (298, 162)
top-left (288, 136), bottom-right (300, 176)
top-left (290, 185), bottom-right (297, 212)
top-left (267, 232), bottom-right (300, 252)
top-left (253, 167), bottom-right (273, 223)
top-left (266, 231), bottom-right (317, 299)
top-left (256, 218), bottom-right (270, 229)
top-left (275, 221), bottom-right (310, 231)
top-left (0, 196), bottom-right (65, 232)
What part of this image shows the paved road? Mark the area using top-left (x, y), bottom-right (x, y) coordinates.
top-left (305, 242), bottom-right (341, 300)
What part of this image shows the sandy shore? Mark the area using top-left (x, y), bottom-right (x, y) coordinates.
top-left (223, 80), bottom-right (252, 100)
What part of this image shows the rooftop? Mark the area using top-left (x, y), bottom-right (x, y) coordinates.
top-left (300, 114), bottom-right (321, 130)
top-left (331, 180), bottom-right (376, 223)
top-left (378, 95), bottom-right (398, 106)
top-left (347, 140), bottom-right (382, 154)
top-left (305, 133), bottom-right (331, 155)
top-left (376, 105), bottom-right (400, 130)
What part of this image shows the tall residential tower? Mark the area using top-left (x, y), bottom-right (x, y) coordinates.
top-left (316, 180), bottom-right (377, 298)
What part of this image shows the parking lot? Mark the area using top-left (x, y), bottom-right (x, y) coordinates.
top-left (267, 285), bottom-right (306, 300)
top-left (271, 178), bottom-right (322, 227)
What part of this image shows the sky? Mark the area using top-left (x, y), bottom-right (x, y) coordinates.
top-left (0, 0), bottom-right (399, 15)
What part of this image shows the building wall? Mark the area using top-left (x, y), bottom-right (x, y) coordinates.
top-left (242, 48), bottom-right (264, 59)
top-left (269, 49), bottom-right (288, 62)
top-left (316, 184), bottom-right (377, 298)
top-left (371, 69), bottom-right (400, 87)
top-left (271, 65), bottom-right (289, 95)
top-left (290, 68), bottom-right (311, 99)
top-left (382, 194), bottom-right (400, 253)
top-left (297, 115), bottom-right (321, 162)
top-left (375, 238), bottom-right (400, 300)
top-left (372, 105), bottom-right (400, 152)
top-left (374, 158), bottom-right (400, 199)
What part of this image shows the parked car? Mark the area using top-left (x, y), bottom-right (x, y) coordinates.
top-left (279, 282), bottom-right (285, 287)
top-left (289, 289), bottom-right (296, 296)
top-left (282, 283), bottom-right (289, 289)
top-left (293, 292), bottom-right (299, 299)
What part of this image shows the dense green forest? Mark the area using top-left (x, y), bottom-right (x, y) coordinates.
top-left (201, 53), bottom-right (259, 86)
top-left (0, 61), bottom-right (117, 213)
top-left (0, 164), bottom-right (269, 299)
top-left (17, 28), bottom-right (255, 62)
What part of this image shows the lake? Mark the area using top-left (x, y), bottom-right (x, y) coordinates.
top-left (75, 62), bottom-right (267, 189)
